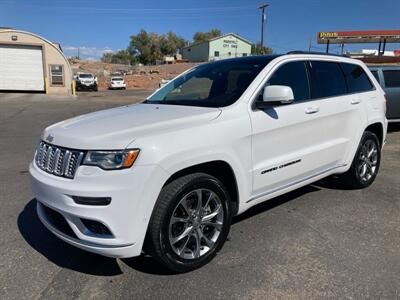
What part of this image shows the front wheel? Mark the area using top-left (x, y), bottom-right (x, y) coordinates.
top-left (146, 173), bottom-right (232, 273)
top-left (340, 131), bottom-right (381, 189)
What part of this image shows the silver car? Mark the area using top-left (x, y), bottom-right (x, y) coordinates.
top-left (369, 66), bottom-right (400, 122)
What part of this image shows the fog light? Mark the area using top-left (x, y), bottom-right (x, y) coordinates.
top-left (81, 218), bottom-right (112, 236)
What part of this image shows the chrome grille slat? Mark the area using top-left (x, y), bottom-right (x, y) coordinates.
top-left (34, 141), bottom-right (84, 179)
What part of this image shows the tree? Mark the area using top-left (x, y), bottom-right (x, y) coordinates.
top-left (193, 29), bottom-right (222, 43)
top-left (101, 50), bottom-right (134, 65)
top-left (251, 43), bottom-right (273, 55)
top-left (101, 52), bottom-right (113, 63)
top-left (160, 32), bottom-right (187, 55)
top-left (102, 29), bottom-right (187, 65)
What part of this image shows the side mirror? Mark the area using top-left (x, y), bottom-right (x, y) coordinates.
top-left (256, 85), bottom-right (294, 109)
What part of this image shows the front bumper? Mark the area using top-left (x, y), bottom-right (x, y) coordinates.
top-left (30, 161), bottom-right (168, 258)
top-left (76, 82), bottom-right (97, 90)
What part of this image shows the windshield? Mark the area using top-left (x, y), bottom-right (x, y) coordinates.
top-left (112, 77), bottom-right (123, 81)
top-left (147, 56), bottom-right (276, 107)
top-left (79, 74), bottom-right (93, 79)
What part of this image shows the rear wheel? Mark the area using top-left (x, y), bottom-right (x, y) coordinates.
top-left (147, 173), bottom-right (232, 273)
top-left (340, 131), bottom-right (381, 188)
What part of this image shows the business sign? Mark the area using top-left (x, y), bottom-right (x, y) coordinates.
top-left (222, 39), bottom-right (238, 48)
top-left (318, 32), bottom-right (338, 39)
top-left (317, 30), bottom-right (400, 44)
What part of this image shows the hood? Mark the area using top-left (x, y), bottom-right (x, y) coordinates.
top-left (42, 103), bottom-right (222, 149)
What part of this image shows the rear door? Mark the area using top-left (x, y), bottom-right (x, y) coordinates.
top-left (381, 69), bottom-right (400, 119)
top-left (0, 44), bottom-right (44, 91)
top-left (309, 61), bottom-right (371, 168)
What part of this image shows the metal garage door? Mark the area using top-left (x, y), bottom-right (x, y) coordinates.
top-left (0, 44), bottom-right (45, 91)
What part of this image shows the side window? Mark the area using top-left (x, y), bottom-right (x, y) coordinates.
top-left (266, 61), bottom-right (310, 102)
top-left (310, 61), bottom-right (347, 98)
top-left (383, 70), bottom-right (400, 88)
top-left (341, 63), bottom-right (373, 93)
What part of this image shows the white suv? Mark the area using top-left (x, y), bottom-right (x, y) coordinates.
top-left (30, 53), bottom-right (387, 272)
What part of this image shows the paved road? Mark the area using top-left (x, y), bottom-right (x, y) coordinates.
top-left (0, 92), bottom-right (399, 299)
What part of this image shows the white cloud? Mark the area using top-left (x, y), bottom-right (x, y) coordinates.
top-left (63, 45), bottom-right (114, 60)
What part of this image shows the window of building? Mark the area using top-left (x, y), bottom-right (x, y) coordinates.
top-left (266, 61), bottom-right (310, 102)
top-left (242, 53), bottom-right (248, 57)
top-left (50, 65), bottom-right (64, 86)
top-left (340, 63), bottom-right (373, 93)
top-left (310, 61), bottom-right (347, 98)
top-left (228, 52), bottom-right (232, 56)
top-left (214, 51), bottom-right (220, 57)
top-left (383, 70), bottom-right (400, 88)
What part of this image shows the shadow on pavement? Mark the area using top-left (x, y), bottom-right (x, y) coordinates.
top-left (233, 185), bottom-right (321, 224)
top-left (121, 256), bottom-right (177, 276)
top-left (18, 199), bottom-right (122, 276)
top-left (19, 182), bottom-right (350, 276)
top-left (388, 123), bottom-right (400, 133)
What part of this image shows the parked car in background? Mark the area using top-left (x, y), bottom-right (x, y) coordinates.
top-left (30, 53), bottom-right (387, 272)
top-left (75, 72), bottom-right (98, 91)
top-left (108, 77), bottom-right (126, 90)
top-left (368, 66), bottom-right (400, 122)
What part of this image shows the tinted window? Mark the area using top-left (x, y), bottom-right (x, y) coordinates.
top-left (341, 63), bottom-right (373, 93)
top-left (310, 61), bottom-right (347, 98)
top-left (383, 70), bottom-right (400, 88)
top-left (371, 70), bottom-right (380, 82)
top-left (266, 61), bottom-right (310, 102)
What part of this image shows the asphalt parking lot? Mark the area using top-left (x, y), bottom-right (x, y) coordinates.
top-left (0, 91), bottom-right (399, 299)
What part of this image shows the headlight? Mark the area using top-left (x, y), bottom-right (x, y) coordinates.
top-left (83, 149), bottom-right (140, 170)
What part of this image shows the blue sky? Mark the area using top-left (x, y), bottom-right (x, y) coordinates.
top-left (1, 0), bottom-right (399, 60)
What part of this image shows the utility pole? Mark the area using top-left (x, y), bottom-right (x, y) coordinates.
top-left (308, 39), bottom-right (312, 52)
top-left (259, 4), bottom-right (269, 49)
top-left (78, 47), bottom-right (80, 60)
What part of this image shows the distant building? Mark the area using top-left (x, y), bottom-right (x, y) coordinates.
top-left (0, 29), bottom-right (73, 95)
top-left (182, 33), bottom-right (252, 62)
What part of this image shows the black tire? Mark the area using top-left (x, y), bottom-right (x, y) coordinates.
top-left (146, 173), bottom-right (232, 273)
top-left (340, 131), bottom-right (381, 189)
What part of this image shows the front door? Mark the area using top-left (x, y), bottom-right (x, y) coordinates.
top-left (249, 59), bottom-right (353, 198)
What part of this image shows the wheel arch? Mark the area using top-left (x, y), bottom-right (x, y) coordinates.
top-left (365, 122), bottom-right (384, 147)
top-left (163, 160), bottom-right (240, 216)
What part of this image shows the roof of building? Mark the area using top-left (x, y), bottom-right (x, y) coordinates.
top-left (183, 33), bottom-right (253, 49)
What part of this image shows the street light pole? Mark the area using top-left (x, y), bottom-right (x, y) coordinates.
top-left (259, 4), bottom-right (269, 49)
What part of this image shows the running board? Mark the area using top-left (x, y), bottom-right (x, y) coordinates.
top-left (247, 164), bottom-right (346, 203)
top-left (388, 119), bottom-right (400, 123)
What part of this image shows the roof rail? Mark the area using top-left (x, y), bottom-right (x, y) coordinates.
top-left (287, 51), bottom-right (348, 57)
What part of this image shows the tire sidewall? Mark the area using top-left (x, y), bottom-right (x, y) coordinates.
top-left (352, 132), bottom-right (381, 188)
top-left (159, 176), bottom-right (232, 271)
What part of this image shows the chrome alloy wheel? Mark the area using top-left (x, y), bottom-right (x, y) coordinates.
top-left (358, 139), bottom-right (378, 182)
top-left (168, 189), bottom-right (224, 260)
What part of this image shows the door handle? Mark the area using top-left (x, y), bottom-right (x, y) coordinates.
top-left (305, 107), bottom-right (319, 114)
top-left (351, 99), bottom-right (361, 105)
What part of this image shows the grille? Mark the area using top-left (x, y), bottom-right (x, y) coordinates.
top-left (35, 141), bottom-right (84, 179)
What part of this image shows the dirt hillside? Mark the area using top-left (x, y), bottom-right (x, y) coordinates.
top-left (70, 59), bottom-right (199, 90)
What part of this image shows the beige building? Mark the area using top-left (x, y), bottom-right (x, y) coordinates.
top-left (0, 29), bottom-right (73, 95)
